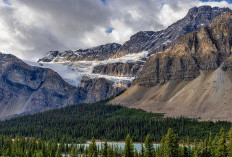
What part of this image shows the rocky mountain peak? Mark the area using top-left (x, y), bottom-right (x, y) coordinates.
top-left (114, 6), bottom-right (232, 59)
top-left (134, 8), bottom-right (232, 87)
top-left (38, 43), bottom-right (121, 62)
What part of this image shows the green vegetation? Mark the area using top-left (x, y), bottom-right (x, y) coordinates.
top-left (124, 134), bottom-right (134, 157)
top-left (0, 102), bottom-right (231, 143)
top-left (145, 134), bottom-right (154, 157)
top-left (0, 127), bottom-right (232, 156)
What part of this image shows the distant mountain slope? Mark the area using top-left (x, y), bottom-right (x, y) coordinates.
top-left (111, 12), bottom-right (232, 122)
top-left (0, 53), bottom-right (125, 120)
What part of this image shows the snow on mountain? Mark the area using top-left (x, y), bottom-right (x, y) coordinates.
top-left (25, 51), bottom-right (148, 87)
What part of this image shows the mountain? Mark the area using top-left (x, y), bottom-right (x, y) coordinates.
top-left (1, 6), bottom-right (232, 120)
top-left (0, 53), bottom-right (126, 120)
top-left (0, 53), bottom-right (80, 119)
top-left (111, 11), bottom-right (232, 121)
top-left (114, 6), bottom-right (232, 58)
top-left (37, 5), bottom-right (230, 90)
top-left (40, 6), bottom-right (231, 62)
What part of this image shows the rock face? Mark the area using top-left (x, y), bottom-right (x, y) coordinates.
top-left (38, 43), bottom-right (121, 62)
top-left (0, 53), bottom-right (126, 119)
top-left (92, 62), bottom-right (143, 77)
top-left (111, 12), bottom-right (232, 122)
top-left (134, 11), bottom-right (232, 86)
top-left (77, 76), bottom-right (126, 103)
top-left (0, 53), bottom-right (81, 119)
top-left (114, 6), bottom-right (231, 58)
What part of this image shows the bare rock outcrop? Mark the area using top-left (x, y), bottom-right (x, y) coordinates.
top-left (38, 43), bottom-right (121, 62)
top-left (92, 62), bottom-right (143, 77)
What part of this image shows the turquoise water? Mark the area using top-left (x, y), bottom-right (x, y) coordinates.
top-left (78, 142), bottom-right (160, 152)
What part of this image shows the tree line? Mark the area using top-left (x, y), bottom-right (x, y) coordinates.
top-left (0, 102), bottom-right (231, 143)
top-left (0, 127), bottom-right (232, 156)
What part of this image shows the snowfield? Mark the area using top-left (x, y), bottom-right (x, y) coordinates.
top-left (24, 51), bottom-right (148, 87)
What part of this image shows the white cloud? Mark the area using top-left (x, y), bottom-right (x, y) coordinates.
top-left (0, 0), bottom-right (231, 60)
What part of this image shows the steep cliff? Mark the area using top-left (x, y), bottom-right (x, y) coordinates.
top-left (92, 61), bottom-right (143, 77)
top-left (134, 11), bottom-right (232, 86)
top-left (111, 12), bottom-right (232, 121)
top-left (77, 76), bottom-right (126, 103)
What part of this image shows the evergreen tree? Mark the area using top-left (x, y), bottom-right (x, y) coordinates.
top-left (144, 134), bottom-right (153, 157)
top-left (102, 140), bottom-right (108, 157)
top-left (32, 150), bottom-right (43, 157)
top-left (88, 137), bottom-right (98, 157)
top-left (208, 131), bottom-right (213, 156)
top-left (124, 134), bottom-right (134, 157)
top-left (113, 145), bottom-right (120, 157)
top-left (181, 146), bottom-right (188, 157)
top-left (186, 136), bottom-right (191, 157)
top-left (70, 145), bottom-right (78, 157)
top-left (193, 140), bottom-right (199, 157)
top-left (65, 143), bottom-right (69, 153)
top-left (107, 145), bottom-right (114, 157)
top-left (141, 144), bottom-right (145, 157)
top-left (134, 149), bottom-right (139, 157)
top-left (163, 128), bottom-right (179, 157)
top-left (215, 128), bottom-right (227, 157)
top-left (55, 147), bottom-right (61, 157)
top-left (59, 137), bottom-right (65, 152)
top-left (227, 127), bottom-right (232, 157)
top-left (212, 135), bottom-right (220, 155)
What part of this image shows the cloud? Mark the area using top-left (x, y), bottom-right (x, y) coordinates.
top-left (0, 0), bottom-right (231, 60)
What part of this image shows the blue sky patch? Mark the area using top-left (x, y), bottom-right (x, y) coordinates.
top-left (2, 0), bottom-right (10, 5)
top-left (200, 0), bottom-right (232, 3)
top-left (101, 0), bottom-right (107, 5)
top-left (105, 27), bottom-right (114, 34)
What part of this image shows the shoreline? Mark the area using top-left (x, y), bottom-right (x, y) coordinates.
top-left (90, 140), bottom-right (160, 145)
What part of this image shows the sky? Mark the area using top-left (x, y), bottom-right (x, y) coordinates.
top-left (0, 0), bottom-right (232, 60)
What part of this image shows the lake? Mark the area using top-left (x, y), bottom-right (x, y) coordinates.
top-left (78, 141), bottom-right (160, 152)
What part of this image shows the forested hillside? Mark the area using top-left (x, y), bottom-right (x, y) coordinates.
top-left (0, 101), bottom-right (230, 143)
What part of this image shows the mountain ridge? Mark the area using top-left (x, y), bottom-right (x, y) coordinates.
top-left (111, 10), bottom-right (232, 121)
